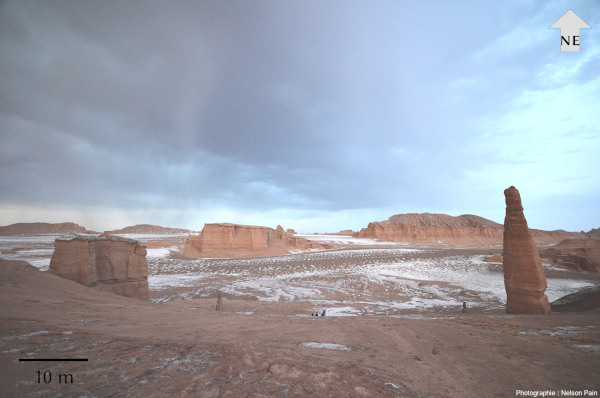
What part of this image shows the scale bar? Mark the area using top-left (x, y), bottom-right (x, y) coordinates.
top-left (19, 358), bottom-right (88, 362)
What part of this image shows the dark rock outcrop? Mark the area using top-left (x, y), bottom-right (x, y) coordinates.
top-left (541, 238), bottom-right (600, 273)
top-left (550, 286), bottom-right (600, 312)
top-left (585, 227), bottom-right (600, 238)
top-left (502, 186), bottom-right (551, 314)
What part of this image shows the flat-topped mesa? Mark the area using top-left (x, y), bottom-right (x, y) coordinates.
top-left (355, 212), bottom-right (582, 246)
top-left (0, 222), bottom-right (95, 236)
top-left (354, 213), bottom-right (504, 244)
top-left (183, 223), bottom-right (331, 258)
top-left (502, 186), bottom-right (551, 314)
top-left (49, 234), bottom-right (149, 300)
top-left (103, 224), bottom-right (191, 235)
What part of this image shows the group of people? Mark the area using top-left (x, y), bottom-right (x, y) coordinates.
top-left (311, 308), bottom-right (327, 317)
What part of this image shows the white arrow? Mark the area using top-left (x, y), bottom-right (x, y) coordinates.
top-left (550, 10), bottom-right (591, 52)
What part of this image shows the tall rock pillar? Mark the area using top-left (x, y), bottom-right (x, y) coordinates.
top-left (502, 186), bottom-right (551, 314)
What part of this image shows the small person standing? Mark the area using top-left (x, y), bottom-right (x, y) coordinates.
top-left (321, 307), bottom-right (326, 316)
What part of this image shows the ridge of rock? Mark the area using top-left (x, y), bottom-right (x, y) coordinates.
top-left (0, 222), bottom-right (97, 236)
top-left (104, 224), bottom-right (191, 235)
top-left (550, 285), bottom-right (600, 312)
top-left (355, 213), bottom-right (503, 244)
top-left (502, 186), bottom-right (551, 314)
top-left (354, 212), bottom-right (581, 245)
top-left (585, 227), bottom-right (600, 238)
top-left (540, 237), bottom-right (600, 273)
top-left (183, 223), bottom-right (331, 258)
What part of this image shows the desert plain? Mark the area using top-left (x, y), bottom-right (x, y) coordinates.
top-left (1, 230), bottom-right (599, 397)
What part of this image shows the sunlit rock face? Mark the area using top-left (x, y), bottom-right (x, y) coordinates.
top-left (183, 223), bottom-right (331, 258)
top-left (354, 213), bottom-right (504, 245)
top-left (49, 234), bottom-right (149, 300)
top-left (502, 186), bottom-right (551, 314)
top-left (354, 213), bottom-right (582, 245)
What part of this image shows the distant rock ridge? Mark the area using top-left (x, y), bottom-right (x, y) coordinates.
top-left (49, 234), bottom-right (149, 300)
top-left (585, 227), bottom-right (600, 238)
top-left (540, 237), bottom-right (600, 273)
top-left (502, 186), bottom-right (551, 314)
top-left (183, 223), bottom-right (332, 258)
top-left (331, 230), bottom-right (355, 236)
top-left (355, 213), bottom-right (503, 244)
top-left (0, 222), bottom-right (97, 236)
top-left (354, 213), bottom-right (581, 245)
top-left (104, 224), bottom-right (191, 235)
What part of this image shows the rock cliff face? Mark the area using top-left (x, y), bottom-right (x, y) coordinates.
top-left (183, 223), bottom-right (331, 258)
top-left (355, 213), bottom-right (504, 244)
top-left (502, 186), bottom-right (551, 314)
top-left (354, 213), bottom-right (581, 245)
top-left (540, 238), bottom-right (600, 273)
top-left (0, 222), bottom-right (95, 236)
top-left (49, 235), bottom-right (149, 300)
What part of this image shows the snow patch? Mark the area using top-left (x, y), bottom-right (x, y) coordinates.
top-left (299, 342), bottom-right (351, 351)
top-left (295, 234), bottom-right (406, 246)
top-left (324, 307), bottom-right (361, 316)
top-left (146, 247), bottom-right (173, 259)
top-left (572, 345), bottom-right (600, 355)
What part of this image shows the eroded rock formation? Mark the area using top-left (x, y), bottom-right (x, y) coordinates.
top-left (540, 238), bottom-right (600, 273)
top-left (585, 227), bottom-right (600, 238)
top-left (0, 222), bottom-right (96, 236)
top-left (355, 213), bottom-right (504, 244)
top-left (216, 291), bottom-right (223, 311)
top-left (183, 223), bottom-right (331, 258)
top-left (104, 224), bottom-right (191, 235)
top-left (354, 213), bottom-right (581, 245)
top-left (49, 234), bottom-right (149, 300)
top-left (502, 186), bottom-right (551, 314)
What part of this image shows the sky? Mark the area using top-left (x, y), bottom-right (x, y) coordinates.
top-left (0, 1), bottom-right (599, 233)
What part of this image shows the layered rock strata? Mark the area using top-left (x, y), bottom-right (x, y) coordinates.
top-left (183, 223), bottom-right (331, 258)
top-left (104, 224), bottom-right (191, 235)
top-left (355, 213), bottom-right (503, 244)
top-left (540, 238), bottom-right (600, 273)
top-left (49, 234), bottom-right (149, 300)
top-left (502, 186), bottom-right (551, 314)
top-left (354, 213), bottom-right (581, 245)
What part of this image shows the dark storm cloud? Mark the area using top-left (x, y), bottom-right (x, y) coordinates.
top-left (1, 0), bottom-right (598, 231)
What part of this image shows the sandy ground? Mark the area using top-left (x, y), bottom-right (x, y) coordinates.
top-left (1, 252), bottom-right (600, 397)
top-left (1, 234), bottom-right (600, 397)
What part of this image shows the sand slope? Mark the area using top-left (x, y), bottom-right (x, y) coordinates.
top-left (1, 259), bottom-right (599, 397)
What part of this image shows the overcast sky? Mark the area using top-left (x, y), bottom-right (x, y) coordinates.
top-left (1, 1), bottom-right (598, 233)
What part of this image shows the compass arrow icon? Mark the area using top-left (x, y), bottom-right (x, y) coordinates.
top-left (550, 10), bottom-right (591, 52)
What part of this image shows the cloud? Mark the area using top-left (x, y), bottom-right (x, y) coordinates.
top-left (0, 0), bottom-right (598, 232)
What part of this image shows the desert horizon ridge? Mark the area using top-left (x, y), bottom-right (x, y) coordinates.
top-left (2, 209), bottom-right (598, 237)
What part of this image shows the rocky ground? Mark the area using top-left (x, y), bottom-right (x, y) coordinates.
top-left (1, 235), bottom-right (599, 397)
